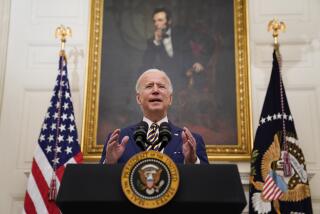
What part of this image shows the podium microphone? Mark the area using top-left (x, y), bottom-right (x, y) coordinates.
top-left (158, 122), bottom-right (172, 151)
top-left (133, 121), bottom-right (148, 151)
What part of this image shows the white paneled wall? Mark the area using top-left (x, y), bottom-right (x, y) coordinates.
top-left (0, 0), bottom-right (319, 213)
top-left (0, 0), bottom-right (89, 213)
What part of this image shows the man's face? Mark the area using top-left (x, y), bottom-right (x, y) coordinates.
top-left (153, 11), bottom-right (170, 31)
top-left (136, 71), bottom-right (172, 117)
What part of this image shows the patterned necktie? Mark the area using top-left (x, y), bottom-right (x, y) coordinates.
top-left (147, 123), bottom-right (159, 150)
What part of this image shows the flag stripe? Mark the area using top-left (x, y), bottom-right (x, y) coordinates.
top-left (274, 190), bottom-right (282, 199)
top-left (55, 165), bottom-right (65, 182)
top-left (31, 159), bottom-right (60, 214)
top-left (263, 184), bottom-right (273, 198)
top-left (26, 173), bottom-right (48, 214)
top-left (34, 145), bottom-right (61, 187)
top-left (268, 191), bottom-right (275, 201)
top-left (264, 183), bottom-right (276, 199)
top-left (264, 176), bottom-right (273, 188)
top-left (263, 177), bottom-right (274, 194)
top-left (24, 192), bottom-right (37, 214)
top-left (73, 152), bottom-right (83, 163)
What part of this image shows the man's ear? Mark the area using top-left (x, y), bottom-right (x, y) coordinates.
top-left (136, 93), bottom-right (141, 105)
top-left (169, 94), bottom-right (173, 106)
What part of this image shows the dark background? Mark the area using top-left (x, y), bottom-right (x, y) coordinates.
top-left (98, 0), bottom-right (236, 146)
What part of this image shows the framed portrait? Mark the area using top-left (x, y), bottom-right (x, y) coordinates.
top-left (82, 0), bottom-right (252, 161)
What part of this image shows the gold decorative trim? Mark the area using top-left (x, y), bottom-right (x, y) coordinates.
top-left (81, 0), bottom-right (104, 161)
top-left (81, 0), bottom-right (252, 161)
top-left (206, 0), bottom-right (252, 160)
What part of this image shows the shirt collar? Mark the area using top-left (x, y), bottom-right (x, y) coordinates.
top-left (166, 28), bottom-right (171, 37)
top-left (166, 28), bottom-right (171, 36)
top-left (143, 116), bottom-right (168, 127)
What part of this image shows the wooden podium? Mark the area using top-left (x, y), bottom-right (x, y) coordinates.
top-left (56, 164), bottom-right (246, 213)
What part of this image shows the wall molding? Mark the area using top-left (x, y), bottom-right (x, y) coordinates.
top-left (240, 171), bottom-right (316, 185)
top-left (0, 0), bottom-right (11, 119)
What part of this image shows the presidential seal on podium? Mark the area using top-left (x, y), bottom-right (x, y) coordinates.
top-left (121, 150), bottom-right (180, 209)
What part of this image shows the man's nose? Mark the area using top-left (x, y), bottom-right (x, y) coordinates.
top-left (151, 86), bottom-right (160, 93)
top-left (155, 22), bottom-right (161, 28)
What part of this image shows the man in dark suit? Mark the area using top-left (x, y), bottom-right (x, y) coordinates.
top-left (100, 69), bottom-right (208, 164)
top-left (142, 7), bottom-right (204, 91)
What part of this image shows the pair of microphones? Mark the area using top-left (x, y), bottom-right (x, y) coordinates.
top-left (133, 121), bottom-right (171, 151)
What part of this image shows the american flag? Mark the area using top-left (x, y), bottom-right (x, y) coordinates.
top-left (23, 54), bottom-right (83, 214)
top-left (262, 171), bottom-right (284, 201)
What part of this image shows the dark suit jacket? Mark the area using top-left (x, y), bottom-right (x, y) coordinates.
top-left (100, 122), bottom-right (209, 164)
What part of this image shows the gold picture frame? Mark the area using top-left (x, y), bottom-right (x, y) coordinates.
top-left (81, 0), bottom-right (252, 162)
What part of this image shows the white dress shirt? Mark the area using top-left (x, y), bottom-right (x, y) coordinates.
top-left (153, 28), bottom-right (174, 58)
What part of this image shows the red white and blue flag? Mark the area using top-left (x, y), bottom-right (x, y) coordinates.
top-left (262, 170), bottom-right (286, 201)
top-left (23, 54), bottom-right (83, 214)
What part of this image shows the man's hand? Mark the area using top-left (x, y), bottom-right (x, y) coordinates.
top-left (105, 129), bottom-right (129, 164)
top-left (192, 62), bottom-right (204, 73)
top-left (182, 127), bottom-right (197, 164)
top-left (154, 29), bottom-right (163, 43)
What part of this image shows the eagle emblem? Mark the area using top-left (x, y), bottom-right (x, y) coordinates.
top-left (138, 164), bottom-right (165, 195)
top-left (121, 151), bottom-right (179, 209)
top-left (250, 133), bottom-right (311, 214)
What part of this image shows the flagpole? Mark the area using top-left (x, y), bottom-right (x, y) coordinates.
top-left (267, 19), bottom-right (293, 177)
top-left (48, 25), bottom-right (72, 201)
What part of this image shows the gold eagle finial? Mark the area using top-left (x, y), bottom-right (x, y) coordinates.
top-left (268, 18), bottom-right (286, 48)
top-left (55, 25), bottom-right (72, 56)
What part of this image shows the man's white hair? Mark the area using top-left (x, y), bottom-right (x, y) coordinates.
top-left (135, 69), bottom-right (173, 93)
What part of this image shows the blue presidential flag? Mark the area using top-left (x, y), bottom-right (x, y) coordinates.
top-left (249, 50), bottom-right (313, 213)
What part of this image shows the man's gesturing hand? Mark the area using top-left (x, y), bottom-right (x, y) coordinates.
top-left (182, 127), bottom-right (197, 164)
top-left (105, 129), bottom-right (129, 164)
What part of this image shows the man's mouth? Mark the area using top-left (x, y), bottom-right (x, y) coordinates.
top-left (149, 98), bottom-right (162, 103)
